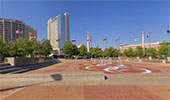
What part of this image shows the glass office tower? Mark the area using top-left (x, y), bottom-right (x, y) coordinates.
top-left (47, 13), bottom-right (70, 54)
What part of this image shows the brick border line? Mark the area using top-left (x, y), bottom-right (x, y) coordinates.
top-left (0, 87), bottom-right (24, 100)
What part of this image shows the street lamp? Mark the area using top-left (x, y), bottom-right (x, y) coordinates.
top-left (167, 26), bottom-right (170, 57)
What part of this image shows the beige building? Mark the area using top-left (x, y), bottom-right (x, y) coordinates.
top-left (120, 42), bottom-right (161, 53)
top-left (47, 13), bottom-right (70, 53)
top-left (0, 18), bottom-right (37, 45)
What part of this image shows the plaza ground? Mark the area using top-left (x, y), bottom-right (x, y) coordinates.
top-left (0, 59), bottom-right (170, 100)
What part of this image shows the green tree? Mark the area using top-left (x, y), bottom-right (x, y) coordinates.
top-left (103, 47), bottom-right (118, 57)
top-left (62, 41), bottom-right (79, 56)
top-left (0, 36), bottom-right (8, 57)
top-left (108, 47), bottom-right (115, 57)
top-left (24, 39), bottom-right (34, 57)
top-left (159, 41), bottom-right (168, 58)
top-left (22, 38), bottom-right (33, 56)
top-left (126, 47), bottom-right (135, 57)
top-left (32, 41), bottom-right (41, 57)
top-left (41, 39), bottom-right (52, 57)
top-left (8, 41), bottom-right (17, 57)
top-left (78, 45), bottom-right (87, 56)
top-left (89, 47), bottom-right (95, 57)
top-left (136, 46), bottom-right (143, 58)
top-left (145, 47), bottom-right (157, 58)
top-left (103, 48), bottom-right (109, 57)
top-left (113, 48), bottom-right (119, 57)
top-left (124, 49), bottom-right (128, 57)
top-left (15, 38), bottom-right (24, 56)
top-left (90, 46), bottom-right (103, 58)
top-left (101, 47), bottom-right (118, 57)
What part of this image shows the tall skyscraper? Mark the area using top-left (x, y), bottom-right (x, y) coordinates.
top-left (47, 13), bottom-right (70, 54)
top-left (0, 18), bottom-right (37, 45)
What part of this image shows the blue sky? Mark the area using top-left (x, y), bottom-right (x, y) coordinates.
top-left (0, 0), bottom-right (169, 49)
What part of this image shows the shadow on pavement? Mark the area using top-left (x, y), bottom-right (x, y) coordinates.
top-left (51, 74), bottom-right (62, 81)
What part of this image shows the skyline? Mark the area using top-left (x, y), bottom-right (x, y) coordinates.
top-left (0, 0), bottom-right (169, 49)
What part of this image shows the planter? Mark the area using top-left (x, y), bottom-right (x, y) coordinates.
top-left (4, 57), bottom-right (52, 66)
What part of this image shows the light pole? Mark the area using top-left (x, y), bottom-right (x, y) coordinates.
top-left (167, 26), bottom-right (170, 57)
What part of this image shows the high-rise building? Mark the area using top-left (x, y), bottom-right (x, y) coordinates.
top-left (0, 18), bottom-right (37, 45)
top-left (47, 13), bottom-right (70, 54)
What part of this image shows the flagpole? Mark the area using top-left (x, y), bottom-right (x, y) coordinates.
top-left (106, 37), bottom-right (107, 49)
top-left (75, 37), bottom-right (77, 46)
top-left (90, 36), bottom-right (92, 47)
top-left (137, 39), bottom-right (139, 57)
top-left (136, 36), bottom-right (139, 58)
top-left (118, 37), bottom-right (120, 58)
top-left (149, 32), bottom-right (151, 57)
top-left (74, 37), bottom-right (77, 59)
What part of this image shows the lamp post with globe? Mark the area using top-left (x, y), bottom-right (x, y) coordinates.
top-left (167, 26), bottom-right (170, 61)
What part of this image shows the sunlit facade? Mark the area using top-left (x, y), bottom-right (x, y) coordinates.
top-left (47, 13), bottom-right (70, 54)
top-left (0, 18), bottom-right (37, 45)
top-left (120, 42), bottom-right (161, 53)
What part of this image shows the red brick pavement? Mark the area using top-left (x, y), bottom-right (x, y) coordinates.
top-left (25, 62), bottom-right (72, 74)
top-left (83, 85), bottom-right (166, 100)
top-left (2, 85), bottom-right (169, 100)
top-left (24, 60), bottom-right (170, 74)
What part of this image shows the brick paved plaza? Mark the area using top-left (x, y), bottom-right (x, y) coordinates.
top-left (0, 59), bottom-right (170, 100)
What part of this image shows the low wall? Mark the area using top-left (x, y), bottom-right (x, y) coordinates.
top-left (4, 57), bottom-right (52, 66)
top-left (0, 71), bottom-right (105, 82)
top-left (120, 57), bottom-right (168, 64)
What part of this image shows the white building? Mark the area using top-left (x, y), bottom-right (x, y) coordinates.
top-left (47, 13), bottom-right (70, 54)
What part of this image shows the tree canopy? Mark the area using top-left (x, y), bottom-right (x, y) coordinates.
top-left (159, 41), bottom-right (168, 58)
top-left (62, 41), bottom-right (79, 56)
top-left (103, 47), bottom-right (119, 57)
top-left (90, 46), bottom-right (103, 58)
top-left (78, 45), bottom-right (87, 56)
top-left (0, 36), bottom-right (8, 57)
top-left (0, 36), bottom-right (52, 57)
top-left (136, 46), bottom-right (143, 58)
top-left (124, 47), bottom-right (135, 57)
